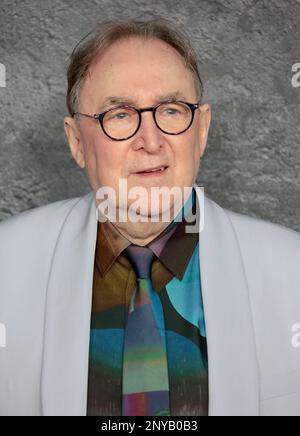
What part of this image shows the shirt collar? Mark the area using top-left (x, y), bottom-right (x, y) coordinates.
top-left (95, 218), bottom-right (130, 277)
top-left (95, 188), bottom-right (199, 280)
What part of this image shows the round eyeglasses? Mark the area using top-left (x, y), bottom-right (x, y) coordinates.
top-left (72, 100), bottom-right (200, 141)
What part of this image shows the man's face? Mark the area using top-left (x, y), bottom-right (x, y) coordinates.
top-left (65, 37), bottom-right (211, 218)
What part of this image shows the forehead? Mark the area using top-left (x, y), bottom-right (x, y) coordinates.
top-left (80, 37), bottom-right (197, 108)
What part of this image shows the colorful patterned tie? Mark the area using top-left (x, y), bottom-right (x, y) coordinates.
top-left (122, 245), bottom-right (170, 416)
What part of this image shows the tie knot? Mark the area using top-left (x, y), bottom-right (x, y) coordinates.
top-left (124, 245), bottom-right (154, 279)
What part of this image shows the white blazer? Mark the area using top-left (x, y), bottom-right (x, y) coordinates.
top-left (0, 189), bottom-right (299, 416)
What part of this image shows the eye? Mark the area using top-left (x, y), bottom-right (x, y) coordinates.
top-left (165, 108), bottom-right (179, 115)
top-left (113, 112), bottom-right (128, 120)
top-left (158, 102), bottom-right (187, 117)
top-left (105, 106), bottom-right (136, 122)
top-left (106, 111), bottom-right (128, 122)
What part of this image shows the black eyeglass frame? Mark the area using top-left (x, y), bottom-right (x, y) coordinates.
top-left (72, 100), bottom-right (200, 141)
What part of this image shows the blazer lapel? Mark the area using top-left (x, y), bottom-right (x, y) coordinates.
top-left (41, 191), bottom-right (97, 416)
top-left (198, 191), bottom-right (260, 415)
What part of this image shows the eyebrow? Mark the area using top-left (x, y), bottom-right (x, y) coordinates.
top-left (96, 91), bottom-right (187, 112)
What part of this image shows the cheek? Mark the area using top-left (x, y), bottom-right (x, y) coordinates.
top-left (173, 135), bottom-right (199, 169)
top-left (171, 135), bottom-right (200, 184)
top-left (92, 139), bottom-right (127, 185)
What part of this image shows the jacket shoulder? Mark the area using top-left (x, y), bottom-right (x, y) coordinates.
top-left (0, 196), bottom-right (83, 248)
top-left (224, 206), bottom-right (300, 254)
top-left (204, 196), bottom-right (300, 281)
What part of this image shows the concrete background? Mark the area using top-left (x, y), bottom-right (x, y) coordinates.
top-left (0, 0), bottom-right (299, 231)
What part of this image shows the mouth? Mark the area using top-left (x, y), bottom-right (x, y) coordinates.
top-left (132, 165), bottom-right (169, 177)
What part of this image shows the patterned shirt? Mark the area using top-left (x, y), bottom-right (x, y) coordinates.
top-left (87, 191), bottom-right (208, 416)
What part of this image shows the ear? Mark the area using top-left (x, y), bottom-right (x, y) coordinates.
top-left (64, 116), bottom-right (86, 168)
top-left (197, 103), bottom-right (211, 158)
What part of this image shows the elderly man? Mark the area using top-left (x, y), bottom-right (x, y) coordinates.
top-left (0, 18), bottom-right (299, 417)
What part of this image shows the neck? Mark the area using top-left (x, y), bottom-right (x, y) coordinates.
top-left (110, 220), bottom-right (171, 246)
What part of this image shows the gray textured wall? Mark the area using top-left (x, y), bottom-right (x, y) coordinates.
top-left (0, 0), bottom-right (299, 231)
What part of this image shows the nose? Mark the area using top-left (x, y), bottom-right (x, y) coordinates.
top-left (131, 109), bottom-right (164, 154)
